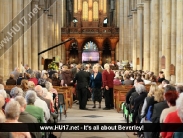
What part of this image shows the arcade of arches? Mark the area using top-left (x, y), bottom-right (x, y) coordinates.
top-left (0, 0), bottom-right (183, 84)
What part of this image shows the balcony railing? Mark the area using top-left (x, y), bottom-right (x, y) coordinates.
top-left (61, 27), bottom-right (119, 34)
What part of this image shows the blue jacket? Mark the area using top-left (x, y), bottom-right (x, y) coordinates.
top-left (89, 72), bottom-right (102, 88)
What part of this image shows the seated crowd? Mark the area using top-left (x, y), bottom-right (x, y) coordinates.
top-left (0, 62), bottom-right (183, 138)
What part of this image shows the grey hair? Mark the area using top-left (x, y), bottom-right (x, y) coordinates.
top-left (45, 81), bottom-right (52, 91)
top-left (5, 100), bottom-right (21, 120)
top-left (0, 94), bottom-right (5, 108)
top-left (176, 93), bottom-right (183, 121)
top-left (176, 85), bottom-right (183, 93)
top-left (0, 90), bottom-right (7, 98)
top-left (104, 63), bottom-right (110, 70)
top-left (15, 96), bottom-right (26, 107)
top-left (25, 90), bottom-right (36, 104)
top-left (135, 84), bottom-right (146, 94)
top-left (42, 88), bottom-right (48, 97)
top-left (10, 87), bottom-right (23, 98)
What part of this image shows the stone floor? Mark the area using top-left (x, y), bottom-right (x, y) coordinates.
top-left (54, 100), bottom-right (137, 138)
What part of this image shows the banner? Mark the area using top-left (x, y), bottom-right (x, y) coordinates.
top-left (0, 123), bottom-right (182, 132)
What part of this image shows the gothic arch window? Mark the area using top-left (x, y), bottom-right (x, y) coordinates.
top-left (82, 1), bottom-right (88, 21)
top-left (93, 1), bottom-right (99, 21)
top-left (83, 41), bottom-right (98, 52)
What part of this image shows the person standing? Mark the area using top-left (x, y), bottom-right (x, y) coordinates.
top-left (73, 66), bottom-right (90, 110)
top-left (102, 63), bottom-right (115, 110)
top-left (89, 65), bottom-right (102, 108)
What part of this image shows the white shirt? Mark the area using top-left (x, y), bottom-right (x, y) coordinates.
top-left (34, 96), bottom-right (50, 122)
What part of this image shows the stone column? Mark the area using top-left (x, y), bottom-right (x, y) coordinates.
top-left (137, 3), bottom-right (143, 70)
top-left (143, 0), bottom-right (150, 71)
top-left (123, 0), bottom-right (129, 60)
top-left (159, 0), bottom-right (162, 71)
top-left (128, 15), bottom-right (133, 62)
top-left (31, 0), bottom-right (39, 70)
top-left (132, 10), bottom-right (137, 70)
top-left (24, 0), bottom-right (32, 66)
top-left (119, 0), bottom-right (124, 61)
top-left (115, 43), bottom-right (119, 61)
top-left (4, 0), bottom-right (13, 80)
top-left (176, 0), bottom-right (182, 83)
top-left (170, 0), bottom-right (176, 82)
top-left (161, 0), bottom-right (166, 57)
top-left (0, 0), bottom-right (4, 80)
top-left (150, 0), bottom-right (159, 75)
top-left (165, 0), bottom-right (171, 80)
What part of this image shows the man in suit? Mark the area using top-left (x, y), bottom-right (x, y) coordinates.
top-left (73, 66), bottom-right (90, 110)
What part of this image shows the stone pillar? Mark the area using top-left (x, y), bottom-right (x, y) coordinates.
top-left (165, 0), bottom-right (171, 80)
top-left (132, 10), bottom-right (137, 70)
top-left (119, 0), bottom-right (124, 61)
top-left (170, 0), bottom-right (176, 82)
top-left (115, 43), bottom-right (119, 61)
top-left (23, 0), bottom-right (32, 66)
top-left (137, 3), bottom-right (143, 70)
top-left (31, 0), bottom-right (39, 70)
top-left (176, 0), bottom-right (182, 83)
top-left (150, 0), bottom-right (159, 75)
top-left (161, 0), bottom-right (166, 57)
top-left (159, 0), bottom-right (162, 71)
top-left (123, 0), bottom-right (129, 60)
top-left (128, 15), bottom-right (133, 62)
top-left (143, 0), bottom-right (150, 71)
top-left (0, 0), bottom-right (4, 80)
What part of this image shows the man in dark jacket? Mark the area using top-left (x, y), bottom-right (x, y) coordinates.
top-left (73, 67), bottom-right (90, 110)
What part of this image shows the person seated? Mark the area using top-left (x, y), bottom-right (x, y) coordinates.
top-left (140, 84), bottom-right (159, 121)
top-left (38, 72), bottom-right (48, 87)
top-left (160, 91), bottom-right (178, 123)
top-left (131, 84), bottom-right (147, 124)
top-left (6, 74), bottom-right (16, 85)
top-left (4, 100), bottom-right (31, 138)
top-left (16, 73), bottom-right (24, 85)
top-left (10, 87), bottom-right (24, 98)
top-left (113, 77), bottom-right (122, 85)
top-left (161, 93), bottom-right (183, 138)
top-left (125, 78), bottom-right (144, 105)
top-left (28, 73), bottom-right (38, 85)
top-left (176, 85), bottom-right (183, 94)
top-left (15, 96), bottom-right (42, 138)
top-left (157, 71), bottom-right (165, 83)
top-left (20, 79), bottom-right (29, 94)
top-left (143, 74), bottom-right (152, 85)
top-left (25, 91), bottom-right (45, 123)
top-left (52, 73), bottom-right (60, 86)
top-left (123, 74), bottom-right (133, 85)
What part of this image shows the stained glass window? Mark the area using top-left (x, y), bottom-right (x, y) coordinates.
top-left (83, 41), bottom-right (98, 51)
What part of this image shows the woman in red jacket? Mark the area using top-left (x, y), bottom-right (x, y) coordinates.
top-left (102, 63), bottom-right (115, 110)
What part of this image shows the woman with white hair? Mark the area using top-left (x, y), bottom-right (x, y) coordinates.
top-left (102, 63), bottom-right (115, 110)
top-left (4, 100), bottom-right (31, 138)
top-left (131, 83), bottom-right (147, 123)
top-left (10, 87), bottom-right (24, 98)
top-left (89, 65), bottom-right (102, 108)
top-left (25, 91), bottom-right (45, 123)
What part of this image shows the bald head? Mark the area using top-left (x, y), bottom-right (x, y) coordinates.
top-left (34, 85), bottom-right (43, 95)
